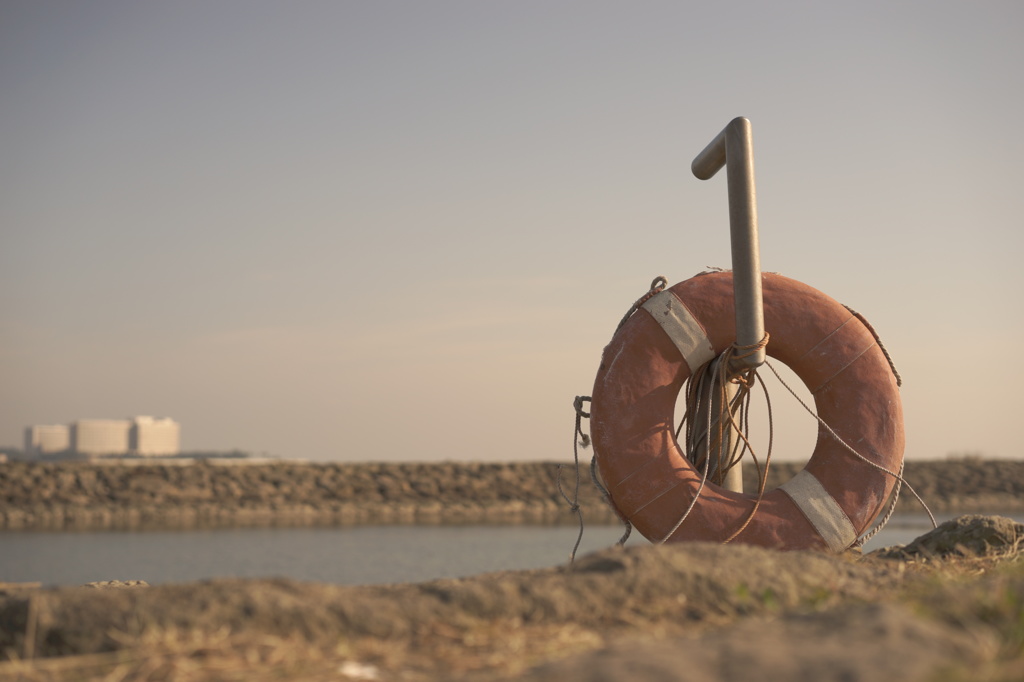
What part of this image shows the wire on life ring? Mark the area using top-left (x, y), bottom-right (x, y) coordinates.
top-left (590, 271), bottom-right (903, 552)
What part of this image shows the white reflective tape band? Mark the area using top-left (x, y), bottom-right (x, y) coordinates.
top-left (641, 290), bottom-right (716, 374)
top-left (779, 470), bottom-right (857, 553)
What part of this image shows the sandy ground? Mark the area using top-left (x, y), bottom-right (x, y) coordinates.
top-left (1, 515), bottom-right (1022, 682)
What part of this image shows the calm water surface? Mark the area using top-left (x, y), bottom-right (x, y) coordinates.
top-left (1, 513), bottom-right (1016, 587)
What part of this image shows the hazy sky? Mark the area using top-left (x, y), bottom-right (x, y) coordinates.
top-left (2, 1), bottom-right (1022, 463)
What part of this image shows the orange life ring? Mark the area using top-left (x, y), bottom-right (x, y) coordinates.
top-left (590, 271), bottom-right (903, 552)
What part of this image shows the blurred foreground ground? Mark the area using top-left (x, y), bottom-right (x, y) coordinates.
top-left (0, 515), bottom-right (1022, 682)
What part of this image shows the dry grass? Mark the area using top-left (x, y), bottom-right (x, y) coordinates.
top-left (895, 556), bottom-right (1024, 682)
top-left (0, 611), bottom-right (622, 682)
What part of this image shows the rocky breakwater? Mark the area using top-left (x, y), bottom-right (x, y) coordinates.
top-left (1, 458), bottom-right (1021, 531)
top-left (0, 460), bottom-right (616, 531)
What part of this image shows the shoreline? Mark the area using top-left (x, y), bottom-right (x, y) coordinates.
top-left (2, 458), bottom-right (1022, 532)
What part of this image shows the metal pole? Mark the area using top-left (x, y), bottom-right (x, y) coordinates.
top-left (692, 116), bottom-right (766, 372)
top-left (688, 117), bottom-right (767, 494)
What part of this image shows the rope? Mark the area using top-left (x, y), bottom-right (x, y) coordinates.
top-left (678, 334), bottom-right (770, 485)
top-left (854, 459), bottom-right (904, 547)
top-left (659, 388), bottom-right (714, 543)
top-left (590, 455), bottom-right (632, 546)
top-left (559, 395), bottom-right (634, 566)
top-left (667, 338), bottom-right (776, 543)
top-left (557, 396), bottom-right (590, 565)
top-left (762, 360), bottom-right (936, 536)
top-left (731, 332), bottom-right (772, 362)
top-left (843, 304), bottom-right (902, 387)
top-left (614, 276), bottom-right (667, 334)
top-left (721, 370), bottom-right (775, 543)
top-left (668, 340), bottom-right (926, 548)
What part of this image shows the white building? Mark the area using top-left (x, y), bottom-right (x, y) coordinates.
top-left (70, 419), bottom-right (132, 457)
top-left (24, 424), bottom-right (71, 456)
top-left (25, 416), bottom-right (182, 458)
top-left (131, 416), bottom-right (181, 456)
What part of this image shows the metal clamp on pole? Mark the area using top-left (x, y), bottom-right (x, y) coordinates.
top-left (692, 116), bottom-right (766, 373)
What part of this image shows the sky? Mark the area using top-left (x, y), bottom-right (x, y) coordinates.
top-left (2, 1), bottom-right (1022, 464)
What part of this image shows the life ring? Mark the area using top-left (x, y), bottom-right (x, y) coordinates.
top-left (590, 271), bottom-right (903, 552)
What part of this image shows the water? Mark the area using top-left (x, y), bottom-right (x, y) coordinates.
top-left (0, 525), bottom-right (626, 587)
top-left (0, 514), bottom-right (1017, 587)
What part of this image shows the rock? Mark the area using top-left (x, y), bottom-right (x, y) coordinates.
top-left (83, 580), bottom-right (150, 588)
top-left (883, 514), bottom-right (1024, 559)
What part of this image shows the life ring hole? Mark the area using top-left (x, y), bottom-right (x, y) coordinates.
top-left (672, 358), bottom-right (818, 492)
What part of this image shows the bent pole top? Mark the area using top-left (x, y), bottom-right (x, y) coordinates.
top-left (692, 116), bottom-right (766, 371)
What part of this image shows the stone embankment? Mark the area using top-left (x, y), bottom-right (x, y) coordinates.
top-left (0, 458), bottom-right (1021, 531)
top-left (0, 461), bottom-right (598, 531)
